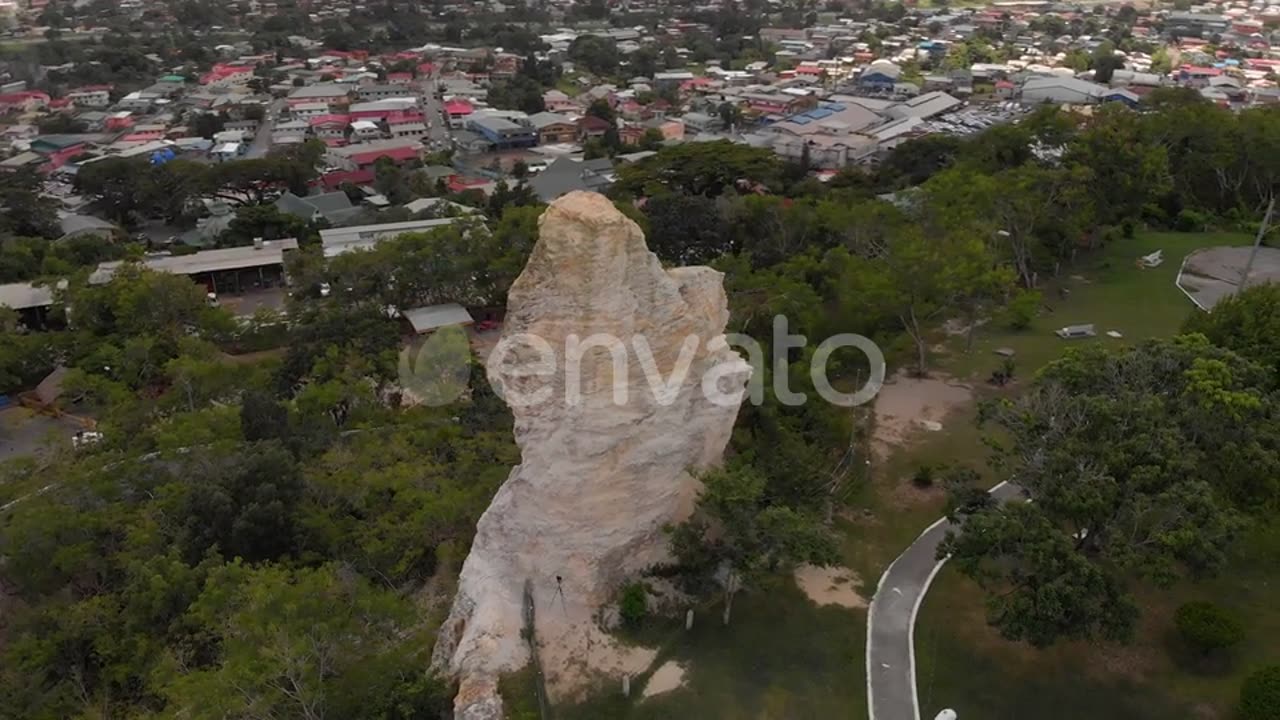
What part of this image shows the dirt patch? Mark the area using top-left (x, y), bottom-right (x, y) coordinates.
top-left (642, 660), bottom-right (686, 699)
top-left (794, 564), bottom-right (866, 609)
top-left (872, 370), bottom-right (973, 460)
top-left (538, 616), bottom-right (656, 703)
top-left (1087, 642), bottom-right (1158, 683)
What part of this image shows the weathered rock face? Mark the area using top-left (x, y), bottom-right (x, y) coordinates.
top-left (431, 191), bottom-right (751, 718)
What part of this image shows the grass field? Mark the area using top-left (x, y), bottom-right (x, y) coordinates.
top-left (532, 230), bottom-right (1262, 719)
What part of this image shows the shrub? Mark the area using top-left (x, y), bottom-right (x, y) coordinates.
top-left (990, 357), bottom-right (1016, 387)
top-left (1121, 219), bottom-right (1136, 239)
top-left (1175, 601), bottom-right (1245, 657)
top-left (1004, 289), bottom-right (1041, 330)
top-left (1175, 208), bottom-right (1208, 232)
top-left (912, 464), bottom-right (936, 489)
top-left (1239, 665), bottom-right (1280, 720)
top-left (618, 582), bottom-right (648, 629)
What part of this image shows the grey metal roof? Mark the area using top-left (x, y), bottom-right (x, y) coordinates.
top-left (401, 303), bottom-right (474, 333)
top-left (0, 282), bottom-right (56, 310)
top-left (319, 218), bottom-right (461, 258)
top-left (527, 111), bottom-right (574, 130)
top-left (528, 158), bottom-right (614, 202)
top-left (59, 214), bottom-right (118, 238)
top-left (887, 91), bottom-right (962, 120)
top-left (90, 239), bottom-right (300, 284)
top-left (288, 83), bottom-right (352, 99)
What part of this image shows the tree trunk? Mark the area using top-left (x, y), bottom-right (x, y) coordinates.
top-left (723, 573), bottom-right (739, 626)
top-left (965, 306), bottom-right (978, 353)
top-left (904, 307), bottom-right (928, 377)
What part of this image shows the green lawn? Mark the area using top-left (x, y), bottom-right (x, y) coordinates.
top-left (939, 230), bottom-right (1252, 380)
top-left (553, 580), bottom-right (867, 720)
top-left (916, 517), bottom-right (1280, 720)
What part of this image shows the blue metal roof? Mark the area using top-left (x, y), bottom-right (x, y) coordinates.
top-left (789, 116), bottom-right (811, 125)
top-left (823, 102), bottom-right (846, 111)
top-left (806, 107), bottom-right (834, 120)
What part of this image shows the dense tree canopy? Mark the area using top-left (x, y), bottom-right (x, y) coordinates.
top-left (941, 335), bottom-right (1278, 646)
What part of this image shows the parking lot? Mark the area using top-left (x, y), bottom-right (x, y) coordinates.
top-left (922, 102), bottom-right (1031, 136)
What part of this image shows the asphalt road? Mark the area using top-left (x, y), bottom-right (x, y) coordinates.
top-left (419, 74), bottom-right (453, 151)
top-left (866, 480), bottom-right (1025, 720)
top-left (246, 98), bottom-right (286, 159)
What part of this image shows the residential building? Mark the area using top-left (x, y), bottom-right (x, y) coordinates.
top-left (0, 91), bottom-right (49, 113)
top-left (577, 114), bottom-right (613, 140)
top-left (292, 102), bottom-right (331, 119)
top-left (528, 157), bottom-right (615, 202)
top-left (325, 139), bottom-right (422, 170)
top-left (201, 64), bottom-right (255, 88)
top-left (350, 119), bottom-right (385, 141)
top-left (526, 112), bottom-right (578, 145)
top-left (66, 86), bottom-right (111, 108)
top-left (1178, 65), bottom-right (1223, 88)
top-left (211, 142), bottom-right (245, 162)
top-left (287, 83), bottom-right (353, 108)
top-left (272, 120), bottom-right (309, 144)
top-left (275, 191), bottom-right (362, 224)
top-left (741, 90), bottom-right (818, 116)
top-left (310, 114), bottom-right (350, 140)
top-left (350, 98), bottom-right (419, 120)
top-left (1165, 11), bottom-right (1230, 38)
top-left (542, 89), bottom-right (578, 113)
top-left (444, 99), bottom-right (475, 129)
top-left (390, 122), bottom-right (429, 140)
top-left (681, 111), bottom-right (721, 134)
top-left (653, 71), bottom-right (695, 90)
top-left (358, 84), bottom-right (417, 102)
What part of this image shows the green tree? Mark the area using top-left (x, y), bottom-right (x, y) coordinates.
top-left (669, 463), bottom-right (838, 624)
top-left (586, 97), bottom-right (616, 124)
top-left (161, 561), bottom-right (443, 719)
top-left (839, 225), bottom-right (1007, 374)
top-left (1184, 284), bottom-right (1280, 383)
top-left (941, 336), bottom-right (1264, 647)
top-left (568, 34), bottom-right (620, 75)
top-left (643, 193), bottom-right (729, 265)
top-left (190, 111), bottom-right (227, 139)
top-left (223, 202), bottom-right (324, 247)
top-left (717, 101), bottom-right (742, 131)
top-left (612, 140), bottom-right (781, 198)
top-left (0, 169), bottom-right (60, 238)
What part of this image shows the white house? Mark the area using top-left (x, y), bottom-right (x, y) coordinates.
top-left (67, 88), bottom-right (111, 108)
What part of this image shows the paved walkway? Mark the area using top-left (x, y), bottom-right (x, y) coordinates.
top-left (866, 481), bottom-right (1024, 720)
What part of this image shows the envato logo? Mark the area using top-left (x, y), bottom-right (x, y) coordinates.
top-left (399, 315), bottom-right (886, 408)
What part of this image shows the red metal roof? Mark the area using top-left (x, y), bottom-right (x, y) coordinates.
top-left (348, 145), bottom-right (420, 166)
top-left (443, 99), bottom-right (474, 114)
top-left (309, 113), bottom-right (351, 127)
top-left (317, 168), bottom-right (375, 190)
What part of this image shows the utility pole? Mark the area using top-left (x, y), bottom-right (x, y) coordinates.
top-left (1239, 196), bottom-right (1276, 291)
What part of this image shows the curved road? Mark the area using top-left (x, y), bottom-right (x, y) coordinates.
top-left (866, 480), bottom-right (1024, 720)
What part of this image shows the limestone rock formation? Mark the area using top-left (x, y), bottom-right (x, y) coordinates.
top-left (431, 191), bottom-right (751, 718)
